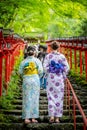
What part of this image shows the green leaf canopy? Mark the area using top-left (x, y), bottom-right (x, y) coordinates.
top-left (0, 0), bottom-right (87, 38)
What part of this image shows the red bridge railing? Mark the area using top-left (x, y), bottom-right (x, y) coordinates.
top-left (65, 78), bottom-right (87, 130)
top-left (0, 27), bottom-right (25, 96)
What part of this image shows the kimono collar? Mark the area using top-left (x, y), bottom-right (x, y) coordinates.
top-left (52, 51), bottom-right (60, 55)
top-left (27, 56), bottom-right (34, 59)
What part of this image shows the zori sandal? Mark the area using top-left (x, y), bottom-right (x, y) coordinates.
top-left (24, 119), bottom-right (31, 124)
top-left (49, 117), bottom-right (54, 124)
top-left (32, 119), bottom-right (38, 123)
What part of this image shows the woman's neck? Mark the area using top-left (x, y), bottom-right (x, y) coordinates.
top-left (27, 55), bottom-right (34, 58)
top-left (52, 50), bottom-right (58, 53)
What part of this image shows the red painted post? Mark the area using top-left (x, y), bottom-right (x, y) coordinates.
top-left (0, 56), bottom-right (3, 96)
top-left (67, 41), bottom-right (70, 66)
top-left (85, 50), bottom-right (87, 81)
top-left (10, 52), bottom-right (14, 72)
top-left (79, 48), bottom-right (83, 76)
top-left (74, 48), bottom-right (77, 72)
top-left (9, 54), bottom-right (12, 78)
top-left (47, 44), bottom-right (51, 53)
top-left (5, 52), bottom-right (9, 92)
top-left (73, 96), bottom-right (76, 130)
top-left (70, 48), bottom-right (72, 69)
top-left (67, 48), bottom-right (70, 64)
top-left (7, 55), bottom-right (10, 82)
top-left (0, 28), bottom-right (3, 96)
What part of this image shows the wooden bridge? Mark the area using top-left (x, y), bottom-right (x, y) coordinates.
top-left (0, 27), bottom-right (87, 130)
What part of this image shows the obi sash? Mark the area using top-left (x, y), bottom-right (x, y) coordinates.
top-left (23, 62), bottom-right (38, 75)
top-left (49, 60), bottom-right (65, 74)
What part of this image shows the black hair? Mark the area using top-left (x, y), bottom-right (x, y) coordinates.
top-left (50, 41), bottom-right (59, 50)
top-left (27, 46), bottom-right (36, 56)
top-left (39, 45), bottom-right (47, 51)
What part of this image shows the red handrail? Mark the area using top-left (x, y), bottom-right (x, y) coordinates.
top-left (65, 78), bottom-right (87, 130)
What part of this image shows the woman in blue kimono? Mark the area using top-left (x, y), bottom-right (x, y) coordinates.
top-left (43, 41), bottom-right (69, 123)
top-left (19, 46), bottom-right (43, 124)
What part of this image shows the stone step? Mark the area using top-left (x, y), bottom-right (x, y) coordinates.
top-left (75, 92), bottom-right (87, 97)
top-left (0, 113), bottom-right (84, 123)
top-left (0, 78), bottom-right (87, 130)
top-left (1, 109), bottom-right (87, 117)
top-left (12, 96), bottom-right (73, 104)
top-left (9, 103), bottom-right (87, 113)
top-left (68, 104), bottom-right (87, 110)
top-left (15, 93), bottom-right (87, 100)
top-left (13, 99), bottom-right (48, 105)
top-left (19, 91), bottom-right (87, 97)
top-left (15, 95), bottom-right (48, 100)
top-left (77, 96), bottom-right (87, 101)
top-left (0, 122), bottom-right (83, 130)
top-left (39, 115), bottom-right (84, 123)
top-left (14, 104), bottom-right (48, 110)
top-left (13, 100), bottom-right (86, 109)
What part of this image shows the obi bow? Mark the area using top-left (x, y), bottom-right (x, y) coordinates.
top-left (49, 60), bottom-right (65, 74)
top-left (24, 62), bottom-right (38, 75)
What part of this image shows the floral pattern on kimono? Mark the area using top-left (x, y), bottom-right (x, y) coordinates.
top-left (43, 52), bottom-right (69, 117)
top-left (19, 56), bottom-right (43, 119)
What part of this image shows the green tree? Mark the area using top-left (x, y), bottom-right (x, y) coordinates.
top-left (0, 0), bottom-right (87, 38)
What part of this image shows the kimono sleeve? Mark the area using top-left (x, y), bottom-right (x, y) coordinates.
top-left (36, 59), bottom-right (43, 77)
top-left (18, 61), bottom-right (24, 75)
top-left (61, 54), bottom-right (70, 75)
top-left (43, 54), bottom-right (49, 74)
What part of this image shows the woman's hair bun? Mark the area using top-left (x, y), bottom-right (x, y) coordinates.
top-left (27, 46), bottom-right (36, 56)
top-left (51, 41), bottom-right (59, 50)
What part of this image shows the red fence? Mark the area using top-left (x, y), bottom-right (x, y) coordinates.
top-left (46, 37), bottom-right (87, 80)
top-left (0, 28), bottom-right (25, 96)
top-left (65, 78), bottom-right (87, 130)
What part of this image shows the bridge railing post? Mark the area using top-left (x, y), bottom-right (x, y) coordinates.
top-left (85, 50), bottom-right (87, 81)
top-left (0, 27), bottom-right (4, 96)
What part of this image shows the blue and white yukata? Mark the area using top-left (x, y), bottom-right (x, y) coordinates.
top-left (43, 52), bottom-right (69, 117)
top-left (19, 56), bottom-right (43, 119)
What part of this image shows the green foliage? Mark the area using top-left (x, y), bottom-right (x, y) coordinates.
top-left (0, 0), bottom-right (87, 38)
top-left (80, 19), bottom-right (87, 36)
top-left (48, 17), bottom-right (82, 38)
top-left (0, 113), bottom-right (16, 123)
top-left (69, 70), bottom-right (87, 86)
top-left (0, 113), bottom-right (6, 123)
top-left (0, 55), bottom-right (23, 110)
